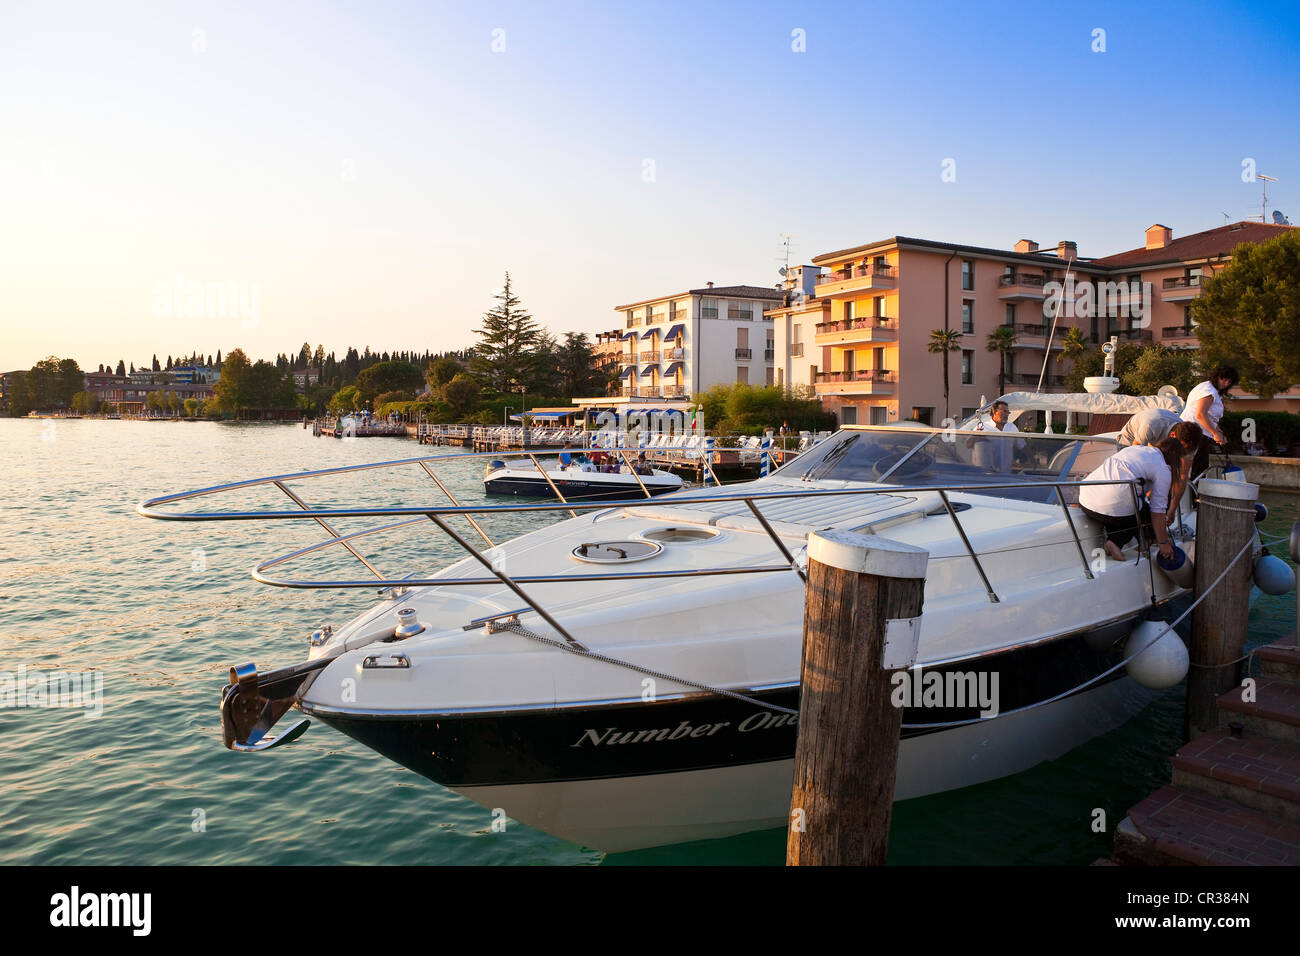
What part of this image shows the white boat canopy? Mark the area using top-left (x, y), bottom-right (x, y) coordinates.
top-left (966, 390), bottom-right (1184, 426)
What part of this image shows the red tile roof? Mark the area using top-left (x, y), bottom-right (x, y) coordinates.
top-left (687, 284), bottom-right (784, 300)
top-left (1090, 221), bottom-right (1296, 268)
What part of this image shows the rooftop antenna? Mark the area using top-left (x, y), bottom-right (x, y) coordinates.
top-left (1222, 211), bottom-right (1231, 225)
top-left (1258, 174), bottom-right (1278, 222)
top-left (778, 234), bottom-right (793, 274)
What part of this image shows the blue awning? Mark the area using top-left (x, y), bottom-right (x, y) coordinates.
top-left (664, 323), bottom-right (685, 340)
top-left (663, 361), bottom-right (683, 375)
top-left (620, 330), bottom-right (638, 340)
top-left (511, 412), bottom-right (568, 421)
top-left (640, 328), bottom-right (658, 340)
top-left (640, 366), bottom-right (657, 378)
top-left (620, 366), bottom-right (637, 379)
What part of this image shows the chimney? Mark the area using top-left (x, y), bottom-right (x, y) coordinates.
top-left (1144, 224), bottom-right (1172, 250)
top-left (1056, 240), bottom-right (1077, 260)
top-left (1014, 239), bottom-right (1039, 254)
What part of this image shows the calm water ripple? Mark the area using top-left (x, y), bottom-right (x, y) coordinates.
top-left (1, 419), bottom-right (1295, 865)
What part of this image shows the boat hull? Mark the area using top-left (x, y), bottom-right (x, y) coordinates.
top-left (307, 623), bottom-right (1158, 851)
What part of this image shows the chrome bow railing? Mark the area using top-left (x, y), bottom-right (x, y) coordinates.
top-left (138, 438), bottom-right (1155, 655)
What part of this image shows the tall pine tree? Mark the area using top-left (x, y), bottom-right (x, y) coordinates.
top-left (469, 272), bottom-right (543, 394)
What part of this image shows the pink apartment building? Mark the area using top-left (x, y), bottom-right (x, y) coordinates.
top-left (770, 221), bottom-right (1297, 425)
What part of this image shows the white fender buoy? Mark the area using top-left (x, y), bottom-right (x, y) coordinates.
top-left (1124, 621), bottom-right (1189, 690)
top-left (1254, 553), bottom-right (1295, 596)
top-left (1156, 544), bottom-right (1195, 589)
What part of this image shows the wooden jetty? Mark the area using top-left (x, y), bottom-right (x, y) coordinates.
top-left (1104, 476), bottom-right (1300, 866)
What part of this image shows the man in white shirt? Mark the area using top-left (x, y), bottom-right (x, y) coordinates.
top-left (970, 400), bottom-right (1021, 471)
top-left (1118, 408), bottom-right (1182, 447)
top-left (1079, 438), bottom-right (1182, 562)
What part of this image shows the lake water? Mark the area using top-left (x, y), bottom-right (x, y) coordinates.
top-left (1, 418), bottom-right (1294, 865)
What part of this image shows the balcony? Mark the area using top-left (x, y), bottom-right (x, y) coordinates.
top-left (663, 385), bottom-right (685, 397)
top-left (1107, 327), bottom-right (1153, 343)
top-left (1162, 325), bottom-right (1198, 344)
top-left (764, 348), bottom-right (775, 361)
top-left (626, 317), bottom-right (643, 327)
top-left (1014, 323), bottom-right (1047, 337)
top-left (639, 350), bottom-right (660, 362)
top-left (620, 355), bottom-right (637, 366)
top-left (735, 348), bottom-right (753, 360)
top-left (789, 343), bottom-right (804, 357)
top-left (814, 316), bottom-right (897, 345)
top-left (997, 273), bottom-right (1049, 301)
top-left (701, 308), bottom-right (719, 319)
top-left (621, 387), bottom-right (634, 397)
top-left (814, 262), bottom-right (897, 295)
top-left (635, 386), bottom-right (661, 397)
top-left (1161, 275), bottom-right (1203, 302)
top-left (728, 309), bottom-right (755, 321)
top-left (663, 347), bottom-right (684, 360)
top-left (813, 368), bottom-right (895, 396)
top-left (1013, 373), bottom-right (1066, 388)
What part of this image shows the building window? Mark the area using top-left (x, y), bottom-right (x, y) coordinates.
top-left (843, 300), bottom-right (854, 322)
top-left (960, 406), bottom-right (978, 420)
top-left (870, 406), bottom-right (887, 425)
top-left (765, 367), bottom-right (774, 386)
top-left (728, 300), bottom-right (753, 320)
top-left (874, 295), bottom-right (886, 317)
top-left (961, 260), bottom-right (974, 291)
top-left (911, 406), bottom-right (934, 426)
top-left (736, 366), bottom-right (749, 384)
top-left (1004, 303), bottom-right (1015, 326)
top-left (701, 299), bottom-right (719, 319)
top-left (840, 406), bottom-right (857, 425)
top-left (961, 350), bottom-right (973, 385)
top-left (792, 323), bottom-right (802, 344)
top-left (962, 300), bottom-right (974, 333)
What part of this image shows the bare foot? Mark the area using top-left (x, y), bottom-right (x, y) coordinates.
top-left (1104, 542), bottom-right (1124, 562)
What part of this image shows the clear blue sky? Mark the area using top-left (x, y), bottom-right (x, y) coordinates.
top-left (2, 0), bottom-right (1297, 370)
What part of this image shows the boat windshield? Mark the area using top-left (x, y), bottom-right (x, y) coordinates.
top-left (778, 426), bottom-right (1116, 503)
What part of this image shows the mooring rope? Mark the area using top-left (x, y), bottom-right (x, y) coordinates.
top-left (495, 622), bottom-right (799, 716)
top-left (900, 535), bottom-right (1258, 729)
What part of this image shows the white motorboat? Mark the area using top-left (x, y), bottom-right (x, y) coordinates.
top-left (483, 456), bottom-right (683, 501)
top-left (141, 410), bottom-right (1203, 852)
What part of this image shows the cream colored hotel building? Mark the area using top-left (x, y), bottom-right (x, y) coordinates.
top-left (768, 221), bottom-right (1296, 425)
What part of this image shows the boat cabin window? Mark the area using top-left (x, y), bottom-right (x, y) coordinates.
top-left (781, 427), bottom-right (1113, 503)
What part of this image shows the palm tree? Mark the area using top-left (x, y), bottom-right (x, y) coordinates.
top-left (928, 328), bottom-right (964, 421)
top-left (1057, 326), bottom-right (1087, 365)
top-left (985, 325), bottom-right (1018, 396)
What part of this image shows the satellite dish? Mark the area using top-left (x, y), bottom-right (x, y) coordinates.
top-left (1157, 385), bottom-right (1179, 400)
top-left (1273, 210), bottom-right (1290, 225)
top-left (779, 266), bottom-right (788, 276)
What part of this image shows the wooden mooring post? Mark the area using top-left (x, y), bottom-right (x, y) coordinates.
top-left (787, 529), bottom-right (929, 866)
top-left (1185, 476), bottom-right (1260, 740)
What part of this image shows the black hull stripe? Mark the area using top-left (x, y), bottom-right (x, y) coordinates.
top-left (312, 628), bottom-right (1139, 788)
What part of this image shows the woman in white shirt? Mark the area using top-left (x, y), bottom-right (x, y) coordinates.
top-left (1181, 365), bottom-right (1238, 482)
top-left (1078, 437), bottom-right (1184, 562)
